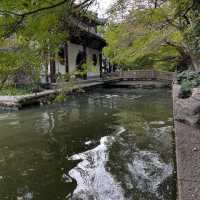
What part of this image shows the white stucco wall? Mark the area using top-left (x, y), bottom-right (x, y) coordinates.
top-left (41, 60), bottom-right (65, 84)
top-left (86, 47), bottom-right (100, 78)
top-left (68, 42), bottom-right (84, 74)
top-left (42, 42), bottom-right (102, 83)
top-left (55, 61), bottom-right (66, 75)
top-left (40, 64), bottom-right (47, 83)
top-left (67, 42), bottom-right (101, 77)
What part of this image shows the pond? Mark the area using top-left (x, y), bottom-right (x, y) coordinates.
top-left (0, 88), bottom-right (176, 200)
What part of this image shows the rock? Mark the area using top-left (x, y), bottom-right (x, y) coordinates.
top-left (192, 88), bottom-right (200, 101)
top-left (192, 147), bottom-right (198, 152)
top-left (174, 85), bottom-right (200, 127)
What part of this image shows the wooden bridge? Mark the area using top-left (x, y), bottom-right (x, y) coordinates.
top-left (103, 70), bottom-right (175, 88)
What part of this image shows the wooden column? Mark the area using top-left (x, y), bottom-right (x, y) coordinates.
top-left (99, 51), bottom-right (103, 78)
top-left (42, 50), bottom-right (49, 83)
top-left (50, 54), bottom-right (56, 83)
top-left (83, 45), bottom-right (87, 80)
top-left (83, 45), bottom-right (87, 63)
top-left (64, 43), bottom-right (69, 74)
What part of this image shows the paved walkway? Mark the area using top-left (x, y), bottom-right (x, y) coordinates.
top-left (175, 121), bottom-right (200, 200)
top-left (173, 84), bottom-right (200, 200)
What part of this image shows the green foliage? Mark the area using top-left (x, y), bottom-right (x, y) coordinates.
top-left (125, 54), bottom-right (155, 70)
top-left (169, 0), bottom-right (200, 69)
top-left (104, 0), bottom-right (200, 71)
top-left (55, 93), bottom-right (66, 103)
top-left (0, 0), bottom-right (94, 88)
top-left (55, 72), bottom-right (85, 103)
top-left (177, 71), bottom-right (200, 85)
top-left (55, 74), bottom-right (74, 103)
top-left (0, 85), bottom-right (41, 96)
top-left (74, 59), bottom-right (97, 79)
top-left (180, 80), bottom-right (192, 98)
top-left (0, 1), bottom-right (68, 88)
top-left (0, 47), bottom-right (41, 88)
top-left (55, 58), bottom-right (97, 103)
top-left (104, 2), bottom-right (183, 71)
top-left (177, 70), bottom-right (200, 98)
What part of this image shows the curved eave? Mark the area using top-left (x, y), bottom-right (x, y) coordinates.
top-left (69, 27), bottom-right (107, 50)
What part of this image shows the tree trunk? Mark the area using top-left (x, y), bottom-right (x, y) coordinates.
top-left (165, 40), bottom-right (200, 71)
top-left (0, 75), bottom-right (8, 90)
top-left (154, 0), bottom-right (158, 8)
top-left (189, 55), bottom-right (200, 71)
top-left (182, 43), bottom-right (200, 71)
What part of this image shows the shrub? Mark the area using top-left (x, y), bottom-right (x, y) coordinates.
top-left (177, 70), bottom-right (200, 98)
top-left (180, 80), bottom-right (193, 98)
top-left (55, 93), bottom-right (66, 102)
top-left (0, 85), bottom-right (39, 96)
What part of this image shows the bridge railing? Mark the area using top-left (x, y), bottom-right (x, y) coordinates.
top-left (121, 70), bottom-right (156, 80)
top-left (154, 70), bottom-right (175, 82)
top-left (109, 70), bottom-right (175, 82)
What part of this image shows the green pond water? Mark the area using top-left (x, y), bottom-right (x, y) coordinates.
top-left (0, 88), bottom-right (176, 200)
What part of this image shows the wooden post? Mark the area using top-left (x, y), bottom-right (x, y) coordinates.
top-left (64, 43), bottom-right (69, 74)
top-left (83, 45), bottom-right (87, 80)
top-left (99, 51), bottom-right (103, 78)
top-left (50, 54), bottom-right (56, 83)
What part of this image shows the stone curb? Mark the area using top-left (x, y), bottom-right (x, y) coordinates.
top-left (173, 84), bottom-right (200, 200)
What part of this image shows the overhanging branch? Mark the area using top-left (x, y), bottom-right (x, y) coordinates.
top-left (0, 0), bottom-right (94, 17)
top-left (0, 0), bottom-right (95, 39)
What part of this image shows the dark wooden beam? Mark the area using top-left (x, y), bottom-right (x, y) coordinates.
top-left (99, 51), bottom-right (103, 77)
top-left (50, 54), bottom-right (56, 83)
top-left (64, 43), bottom-right (69, 73)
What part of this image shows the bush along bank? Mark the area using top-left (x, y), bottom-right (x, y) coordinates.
top-left (177, 70), bottom-right (200, 98)
top-left (174, 70), bottom-right (200, 127)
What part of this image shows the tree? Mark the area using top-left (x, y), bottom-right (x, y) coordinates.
top-left (0, 0), bottom-right (96, 88)
top-left (104, 0), bottom-right (200, 71)
top-left (171, 0), bottom-right (200, 70)
top-left (0, 0), bottom-right (95, 38)
top-left (0, 48), bottom-right (41, 89)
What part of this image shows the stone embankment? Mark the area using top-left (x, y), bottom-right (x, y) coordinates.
top-left (173, 84), bottom-right (200, 200)
top-left (0, 70), bottom-right (174, 110)
top-left (0, 81), bottom-right (103, 110)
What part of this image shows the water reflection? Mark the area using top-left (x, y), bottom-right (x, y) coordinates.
top-left (0, 88), bottom-right (175, 200)
top-left (127, 151), bottom-right (172, 196)
top-left (69, 135), bottom-right (125, 200)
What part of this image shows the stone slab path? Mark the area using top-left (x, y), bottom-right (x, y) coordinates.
top-left (175, 121), bottom-right (200, 200)
top-left (173, 84), bottom-right (200, 200)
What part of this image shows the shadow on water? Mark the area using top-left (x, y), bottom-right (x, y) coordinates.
top-left (0, 88), bottom-right (176, 200)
